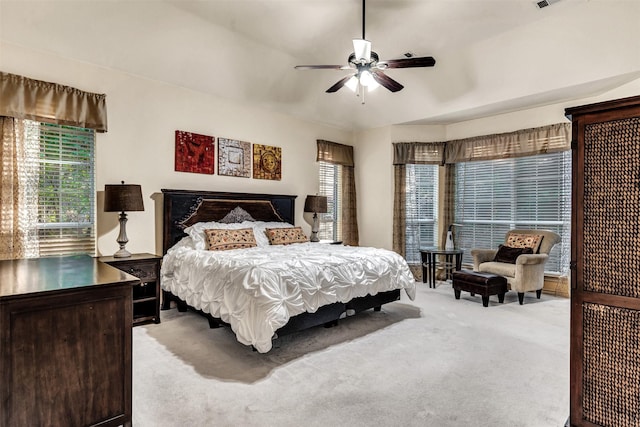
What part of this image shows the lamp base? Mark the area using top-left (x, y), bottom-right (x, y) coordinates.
top-left (113, 248), bottom-right (132, 258)
top-left (310, 212), bottom-right (320, 242)
top-left (114, 211), bottom-right (132, 258)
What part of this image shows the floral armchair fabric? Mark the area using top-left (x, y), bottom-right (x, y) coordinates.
top-left (470, 229), bottom-right (561, 304)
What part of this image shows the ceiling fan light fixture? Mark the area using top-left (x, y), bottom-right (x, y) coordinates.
top-left (345, 75), bottom-right (359, 92)
top-left (359, 70), bottom-right (375, 87)
top-left (352, 39), bottom-right (372, 62)
top-left (294, 0), bottom-right (435, 97)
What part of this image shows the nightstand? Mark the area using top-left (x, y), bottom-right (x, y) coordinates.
top-left (99, 253), bottom-right (162, 326)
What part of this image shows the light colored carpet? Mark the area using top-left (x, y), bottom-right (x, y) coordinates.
top-left (132, 282), bottom-right (569, 427)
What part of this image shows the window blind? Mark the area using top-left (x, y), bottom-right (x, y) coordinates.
top-left (37, 123), bottom-right (96, 256)
top-left (318, 161), bottom-right (342, 241)
top-left (405, 164), bottom-right (439, 264)
top-left (454, 151), bottom-right (571, 274)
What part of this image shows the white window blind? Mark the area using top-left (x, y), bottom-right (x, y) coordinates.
top-left (37, 122), bottom-right (96, 256)
top-left (405, 164), bottom-right (439, 264)
top-left (454, 151), bottom-right (571, 274)
top-left (318, 161), bottom-right (342, 241)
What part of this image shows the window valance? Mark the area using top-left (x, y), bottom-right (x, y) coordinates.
top-left (0, 72), bottom-right (107, 132)
top-left (317, 139), bottom-right (354, 167)
top-left (393, 142), bottom-right (445, 165)
top-left (393, 123), bottom-right (570, 166)
top-left (444, 123), bottom-right (570, 164)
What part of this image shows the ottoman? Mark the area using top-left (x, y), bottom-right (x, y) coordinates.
top-left (452, 270), bottom-right (508, 307)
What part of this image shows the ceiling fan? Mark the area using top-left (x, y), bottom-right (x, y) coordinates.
top-left (294, 0), bottom-right (436, 101)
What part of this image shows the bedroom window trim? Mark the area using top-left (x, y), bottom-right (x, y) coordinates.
top-left (444, 123), bottom-right (572, 276)
top-left (316, 140), bottom-right (359, 246)
top-left (0, 119), bottom-right (96, 259)
top-left (0, 73), bottom-right (104, 259)
top-left (392, 142), bottom-right (444, 260)
top-left (392, 123), bottom-right (570, 278)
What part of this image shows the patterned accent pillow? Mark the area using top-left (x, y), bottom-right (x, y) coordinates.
top-left (204, 228), bottom-right (257, 251)
top-left (265, 227), bottom-right (308, 245)
top-left (219, 206), bottom-right (255, 224)
top-left (506, 233), bottom-right (544, 254)
top-left (493, 244), bottom-right (534, 263)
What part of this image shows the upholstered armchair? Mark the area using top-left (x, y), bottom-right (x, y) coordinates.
top-left (470, 229), bottom-right (561, 304)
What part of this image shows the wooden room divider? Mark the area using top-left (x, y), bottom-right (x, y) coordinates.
top-left (566, 95), bottom-right (640, 427)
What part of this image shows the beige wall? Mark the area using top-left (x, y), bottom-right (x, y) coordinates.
top-left (0, 42), bottom-right (353, 256)
top-left (352, 127), bottom-right (392, 250)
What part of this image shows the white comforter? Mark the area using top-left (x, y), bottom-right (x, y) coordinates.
top-left (161, 239), bottom-right (416, 352)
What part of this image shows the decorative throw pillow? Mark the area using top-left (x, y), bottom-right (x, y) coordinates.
top-left (265, 227), bottom-right (308, 245)
top-left (219, 206), bottom-right (255, 224)
top-left (251, 221), bottom-right (295, 247)
top-left (493, 244), bottom-right (533, 264)
top-left (505, 233), bottom-right (544, 254)
top-left (204, 228), bottom-right (257, 251)
top-left (185, 221), bottom-right (249, 250)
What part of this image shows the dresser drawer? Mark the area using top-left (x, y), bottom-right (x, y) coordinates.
top-left (115, 261), bottom-right (157, 281)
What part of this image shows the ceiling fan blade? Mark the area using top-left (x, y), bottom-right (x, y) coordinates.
top-left (326, 75), bottom-right (355, 93)
top-left (371, 71), bottom-right (404, 92)
top-left (295, 65), bottom-right (350, 70)
top-left (352, 39), bottom-right (372, 62)
top-left (379, 56), bottom-right (436, 69)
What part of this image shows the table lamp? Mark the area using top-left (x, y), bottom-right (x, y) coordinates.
top-left (104, 181), bottom-right (144, 258)
top-left (304, 195), bottom-right (328, 242)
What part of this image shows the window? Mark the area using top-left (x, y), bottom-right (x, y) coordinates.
top-left (454, 151), bottom-right (571, 274)
top-left (405, 164), bottom-right (439, 264)
top-left (36, 122), bottom-right (96, 256)
top-left (318, 161), bottom-right (342, 241)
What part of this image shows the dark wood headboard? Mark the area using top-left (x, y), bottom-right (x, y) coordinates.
top-left (161, 189), bottom-right (297, 254)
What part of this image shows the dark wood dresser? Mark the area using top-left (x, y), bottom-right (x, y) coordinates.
top-left (0, 255), bottom-right (137, 427)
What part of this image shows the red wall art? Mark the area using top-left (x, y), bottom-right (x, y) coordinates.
top-left (175, 130), bottom-right (215, 174)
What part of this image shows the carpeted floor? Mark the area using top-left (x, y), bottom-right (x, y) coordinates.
top-left (132, 282), bottom-right (570, 427)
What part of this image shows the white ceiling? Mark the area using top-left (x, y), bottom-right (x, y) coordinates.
top-left (1, 0), bottom-right (639, 130)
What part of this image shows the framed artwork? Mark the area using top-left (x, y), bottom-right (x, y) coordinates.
top-left (218, 137), bottom-right (251, 178)
top-left (175, 130), bottom-right (215, 174)
top-left (253, 144), bottom-right (281, 180)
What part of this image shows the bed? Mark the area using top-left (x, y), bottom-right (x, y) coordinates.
top-left (160, 189), bottom-right (416, 352)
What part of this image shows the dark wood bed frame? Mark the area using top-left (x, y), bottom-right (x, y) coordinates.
top-left (160, 189), bottom-right (400, 345)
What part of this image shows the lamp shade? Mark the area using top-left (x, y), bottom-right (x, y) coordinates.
top-left (104, 182), bottom-right (144, 212)
top-left (304, 195), bottom-right (328, 214)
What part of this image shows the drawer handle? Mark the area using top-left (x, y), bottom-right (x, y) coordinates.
top-left (127, 267), bottom-right (145, 277)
